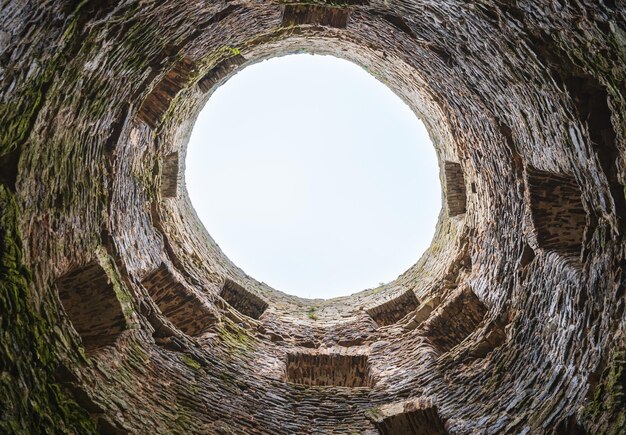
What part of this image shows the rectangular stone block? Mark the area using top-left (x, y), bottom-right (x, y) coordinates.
top-left (161, 152), bottom-right (179, 198)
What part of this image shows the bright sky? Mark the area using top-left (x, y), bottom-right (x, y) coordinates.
top-left (186, 54), bottom-right (441, 299)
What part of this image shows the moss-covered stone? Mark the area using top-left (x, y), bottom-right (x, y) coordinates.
top-left (0, 185), bottom-right (96, 433)
top-left (582, 340), bottom-right (626, 435)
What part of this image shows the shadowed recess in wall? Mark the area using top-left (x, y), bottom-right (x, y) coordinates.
top-left (525, 165), bottom-right (586, 260)
top-left (286, 351), bottom-right (373, 387)
top-left (368, 397), bottom-right (448, 435)
top-left (55, 262), bottom-right (128, 354)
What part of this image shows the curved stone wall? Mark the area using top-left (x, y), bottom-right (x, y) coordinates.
top-left (1, 1), bottom-right (624, 433)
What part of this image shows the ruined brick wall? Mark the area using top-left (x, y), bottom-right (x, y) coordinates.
top-left (0, 0), bottom-right (624, 433)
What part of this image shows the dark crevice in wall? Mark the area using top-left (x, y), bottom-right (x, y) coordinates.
top-left (519, 243), bottom-right (536, 269)
top-left (285, 351), bottom-right (372, 387)
top-left (141, 263), bottom-right (216, 336)
top-left (429, 45), bottom-right (455, 68)
top-left (375, 13), bottom-right (416, 40)
top-left (366, 289), bottom-right (419, 327)
top-left (220, 279), bottom-right (268, 320)
top-left (55, 261), bottom-right (128, 354)
top-left (0, 148), bottom-right (20, 191)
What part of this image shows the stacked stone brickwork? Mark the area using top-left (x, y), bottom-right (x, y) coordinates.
top-left (0, 0), bottom-right (624, 433)
top-left (366, 288), bottom-right (420, 327)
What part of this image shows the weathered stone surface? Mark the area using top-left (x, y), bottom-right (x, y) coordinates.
top-left (286, 349), bottom-right (372, 387)
top-left (444, 161), bottom-right (466, 217)
top-left (420, 285), bottom-right (487, 353)
top-left (525, 165), bottom-right (586, 261)
top-left (160, 152), bottom-right (180, 199)
top-left (55, 260), bottom-right (129, 353)
top-left (141, 263), bottom-right (217, 336)
top-left (366, 288), bottom-right (419, 327)
top-left (220, 278), bottom-right (268, 320)
top-left (368, 397), bottom-right (447, 435)
top-left (0, 0), bottom-right (625, 433)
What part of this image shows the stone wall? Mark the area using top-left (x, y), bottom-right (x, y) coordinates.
top-left (0, 0), bottom-right (624, 433)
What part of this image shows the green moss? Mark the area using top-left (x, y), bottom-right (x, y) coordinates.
top-left (0, 185), bottom-right (96, 433)
top-left (180, 354), bottom-right (202, 371)
top-left (222, 46), bottom-right (241, 56)
top-left (0, 0), bottom-right (89, 159)
top-left (582, 344), bottom-right (626, 434)
top-left (218, 319), bottom-right (254, 354)
top-left (307, 306), bottom-right (319, 320)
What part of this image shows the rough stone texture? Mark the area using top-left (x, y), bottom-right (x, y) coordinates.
top-left (55, 260), bottom-right (128, 353)
top-left (0, 0), bottom-right (625, 433)
top-left (221, 278), bottom-right (269, 320)
top-left (160, 152), bottom-right (180, 199)
top-left (286, 349), bottom-right (373, 387)
top-left (141, 263), bottom-right (217, 336)
top-left (420, 285), bottom-right (487, 353)
top-left (444, 161), bottom-right (467, 217)
top-left (525, 165), bottom-right (587, 261)
top-left (366, 287), bottom-right (420, 326)
top-left (368, 397), bottom-right (447, 435)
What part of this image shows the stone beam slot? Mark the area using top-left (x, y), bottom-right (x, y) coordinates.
top-left (444, 161), bottom-right (466, 216)
top-left (282, 4), bottom-right (350, 28)
top-left (137, 57), bottom-right (195, 129)
top-left (141, 264), bottom-right (215, 336)
top-left (285, 351), bottom-right (372, 387)
top-left (368, 397), bottom-right (447, 435)
top-left (366, 288), bottom-right (419, 327)
top-left (420, 286), bottom-right (487, 353)
top-left (161, 152), bottom-right (180, 198)
top-left (55, 261), bottom-right (128, 353)
top-left (525, 165), bottom-right (585, 259)
top-left (220, 279), bottom-right (268, 320)
top-left (197, 55), bottom-right (246, 93)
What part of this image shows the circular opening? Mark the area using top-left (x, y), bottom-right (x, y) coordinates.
top-left (186, 54), bottom-right (440, 299)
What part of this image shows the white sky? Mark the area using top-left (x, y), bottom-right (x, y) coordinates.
top-left (186, 54), bottom-right (441, 299)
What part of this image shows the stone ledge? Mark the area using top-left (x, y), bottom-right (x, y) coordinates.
top-left (366, 288), bottom-right (419, 327)
top-left (220, 278), bottom-right (268, 320)
top-left (141, 263), bottom-right (216, 336)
